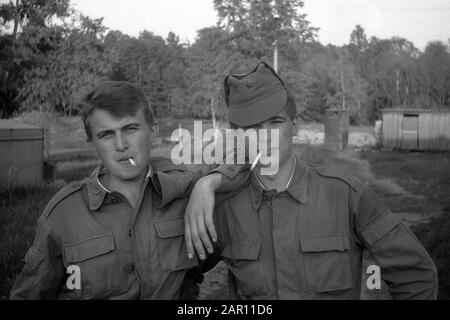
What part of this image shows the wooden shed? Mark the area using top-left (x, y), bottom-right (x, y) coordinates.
top-left (0, 119), bottom-right (44, 190)
top-left (381, 109), bottom-right (450, 151)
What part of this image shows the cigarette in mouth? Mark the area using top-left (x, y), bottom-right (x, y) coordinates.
top-left (128, 158), bottom-right (136, 167)
top-left (250, 152), bottom-right (262, 171)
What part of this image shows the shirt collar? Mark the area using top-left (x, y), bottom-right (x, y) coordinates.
top-left (86, 165), bottom-right (109, 211)
top-left (250, 154), bottom-right (309, 211)
top-left (86, 163), bottom-right (153, 211)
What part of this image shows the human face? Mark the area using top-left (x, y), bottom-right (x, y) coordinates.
top-left (241, 109), bottom-right (296, 173)
top-left (89, 108), bottom-right (154, 182)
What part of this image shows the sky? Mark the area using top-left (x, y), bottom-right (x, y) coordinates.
top-left (4, 0), bottom-right (450, 49)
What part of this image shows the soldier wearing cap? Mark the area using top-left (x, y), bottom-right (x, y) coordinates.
top-left (185, 62), bottom-right (438, 299)
top-left (10, 81), bottom-right (245, 300)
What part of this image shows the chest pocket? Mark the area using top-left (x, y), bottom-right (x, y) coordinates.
top-left (63, 233), bottom-right (122, 299)
top-left (222, 240), bottom-right (268, 298)
top-left (155, 218), bottom-right (198, 272)
top-left (300, 234), bottom-right (353, 293)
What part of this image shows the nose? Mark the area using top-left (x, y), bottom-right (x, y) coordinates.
top-left (114, 132), bottom-right (129, 152)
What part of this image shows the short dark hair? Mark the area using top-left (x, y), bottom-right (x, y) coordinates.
top-left (78, 81), bottom-right (156, 141)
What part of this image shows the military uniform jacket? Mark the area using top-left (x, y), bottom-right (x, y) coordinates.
top-left (10, 158), bottom-right (242, 299)
top-left (211, 157), bottom-right (438, 300)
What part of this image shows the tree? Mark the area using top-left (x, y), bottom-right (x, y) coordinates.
top-left (184, 26), bottom-right (253, 119)
top-left (418, 41), bottom-right (450, 108)
top-left (0, 0), bottom-right (70, 41)
top-left (17, 14), bottom-right (114, 116)
top-left (213, 0), bottom-right (317, 58)
top-left (327, 47), bottom-right (369, 124)
top-left (0, 0), bottom-right (71, 117)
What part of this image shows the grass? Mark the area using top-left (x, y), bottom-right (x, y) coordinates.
top-left (0, 183), bottom-right (64, 298)
top-left (1, 114), bottom-right (449, 299)
top-left (360, 150), bottom-right (450, 214)
top-left (361, 150), bottom-right (450, 299)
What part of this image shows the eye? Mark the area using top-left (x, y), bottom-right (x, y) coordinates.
top-left (98, 132), bottom-right (112, 139)
top-left (126, 126), bottom-right (139, 133)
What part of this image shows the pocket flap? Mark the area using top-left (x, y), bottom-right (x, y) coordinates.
top-left (64, 233), bottom-right (115, 263)
top-left (222, 241), bottom-right (261, 260)
top-left (155, 218), bottom-right (185, 239)
top-left (300, 234), bottom-right (350, 252)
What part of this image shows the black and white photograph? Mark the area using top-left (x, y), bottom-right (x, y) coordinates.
top-left (0, 0), bottom-right (449, 303)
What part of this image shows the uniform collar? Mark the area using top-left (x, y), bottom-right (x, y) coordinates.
top-left (86, 163), bottom-right (154, 211)
top-left (250, 154), bottom-right (309, 211)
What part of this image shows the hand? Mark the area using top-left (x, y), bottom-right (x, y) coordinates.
top-left (184, 174), bottom-right (221, 260)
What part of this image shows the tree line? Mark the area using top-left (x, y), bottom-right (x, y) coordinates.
top-left (1, 0), bottom-right (450, 124)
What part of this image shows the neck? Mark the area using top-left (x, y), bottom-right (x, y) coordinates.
top-left (256, 153), bottom-right (295, 192)
top-left (101, 168), bottom-right (147, 208)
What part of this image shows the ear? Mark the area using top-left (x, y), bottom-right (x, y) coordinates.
top-left (291, 116), bottom-right (299, 135)
top-left (150, 123), bottom-right (159, 136)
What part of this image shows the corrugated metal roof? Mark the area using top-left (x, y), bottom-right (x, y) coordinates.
top-left (0, 119), bottom-right (43, 141)
top-left (0, 119), bottom-right (42, 130)
top-left (382, 108), bottom-right (450, 113)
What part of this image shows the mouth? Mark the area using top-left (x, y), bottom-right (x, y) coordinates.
top-left (117, 157), bottom-right (137, 167)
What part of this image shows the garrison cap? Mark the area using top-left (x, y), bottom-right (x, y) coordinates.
top-left (224, 61), bottom-right (287, 127)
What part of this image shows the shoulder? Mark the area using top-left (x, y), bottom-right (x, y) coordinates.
top-left (150, 156), bottom-right (189, 173)
top-left (307, 163), bottom-right (364, 192)
top-left (41, 179), bottom-right (86, 220)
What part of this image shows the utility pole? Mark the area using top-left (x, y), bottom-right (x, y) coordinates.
top-left (273, 40), bottom-right (279, 73)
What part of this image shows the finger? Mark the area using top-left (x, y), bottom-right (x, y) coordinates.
top-left (190, 214), bottom-right (206, 260)
top-left (205, 209), bottom-right (217, 243)
top-left (196, 212), bottom-right (214, 254)
top-left (184, 218), bottom-right (194, 259)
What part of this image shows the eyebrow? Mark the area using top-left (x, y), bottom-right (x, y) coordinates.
top-left (96, 123), bottom-right (141, 137)
top-left (269, 115), bottom-right (286, 121)
top-left (122, 123), bottom-right (141, 129)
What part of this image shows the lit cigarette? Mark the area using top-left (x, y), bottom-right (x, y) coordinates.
top-left (250, 152), bottom-right (262, 171)
top-left (128, 158), bottom-right (136, 167)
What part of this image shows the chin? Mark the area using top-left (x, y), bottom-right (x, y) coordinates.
top-left (120, 173), bottom-right (141, 181)
top-left (111, 167), bottom-right (142, 181)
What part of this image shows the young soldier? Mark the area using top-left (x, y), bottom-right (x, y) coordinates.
top-left (185, 62), bottom-right (438, 299)
top-left (10, 81), bottom-right (243, 299)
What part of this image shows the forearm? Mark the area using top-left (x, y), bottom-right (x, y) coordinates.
top-left (189, 164), bottom-right (250, 195)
